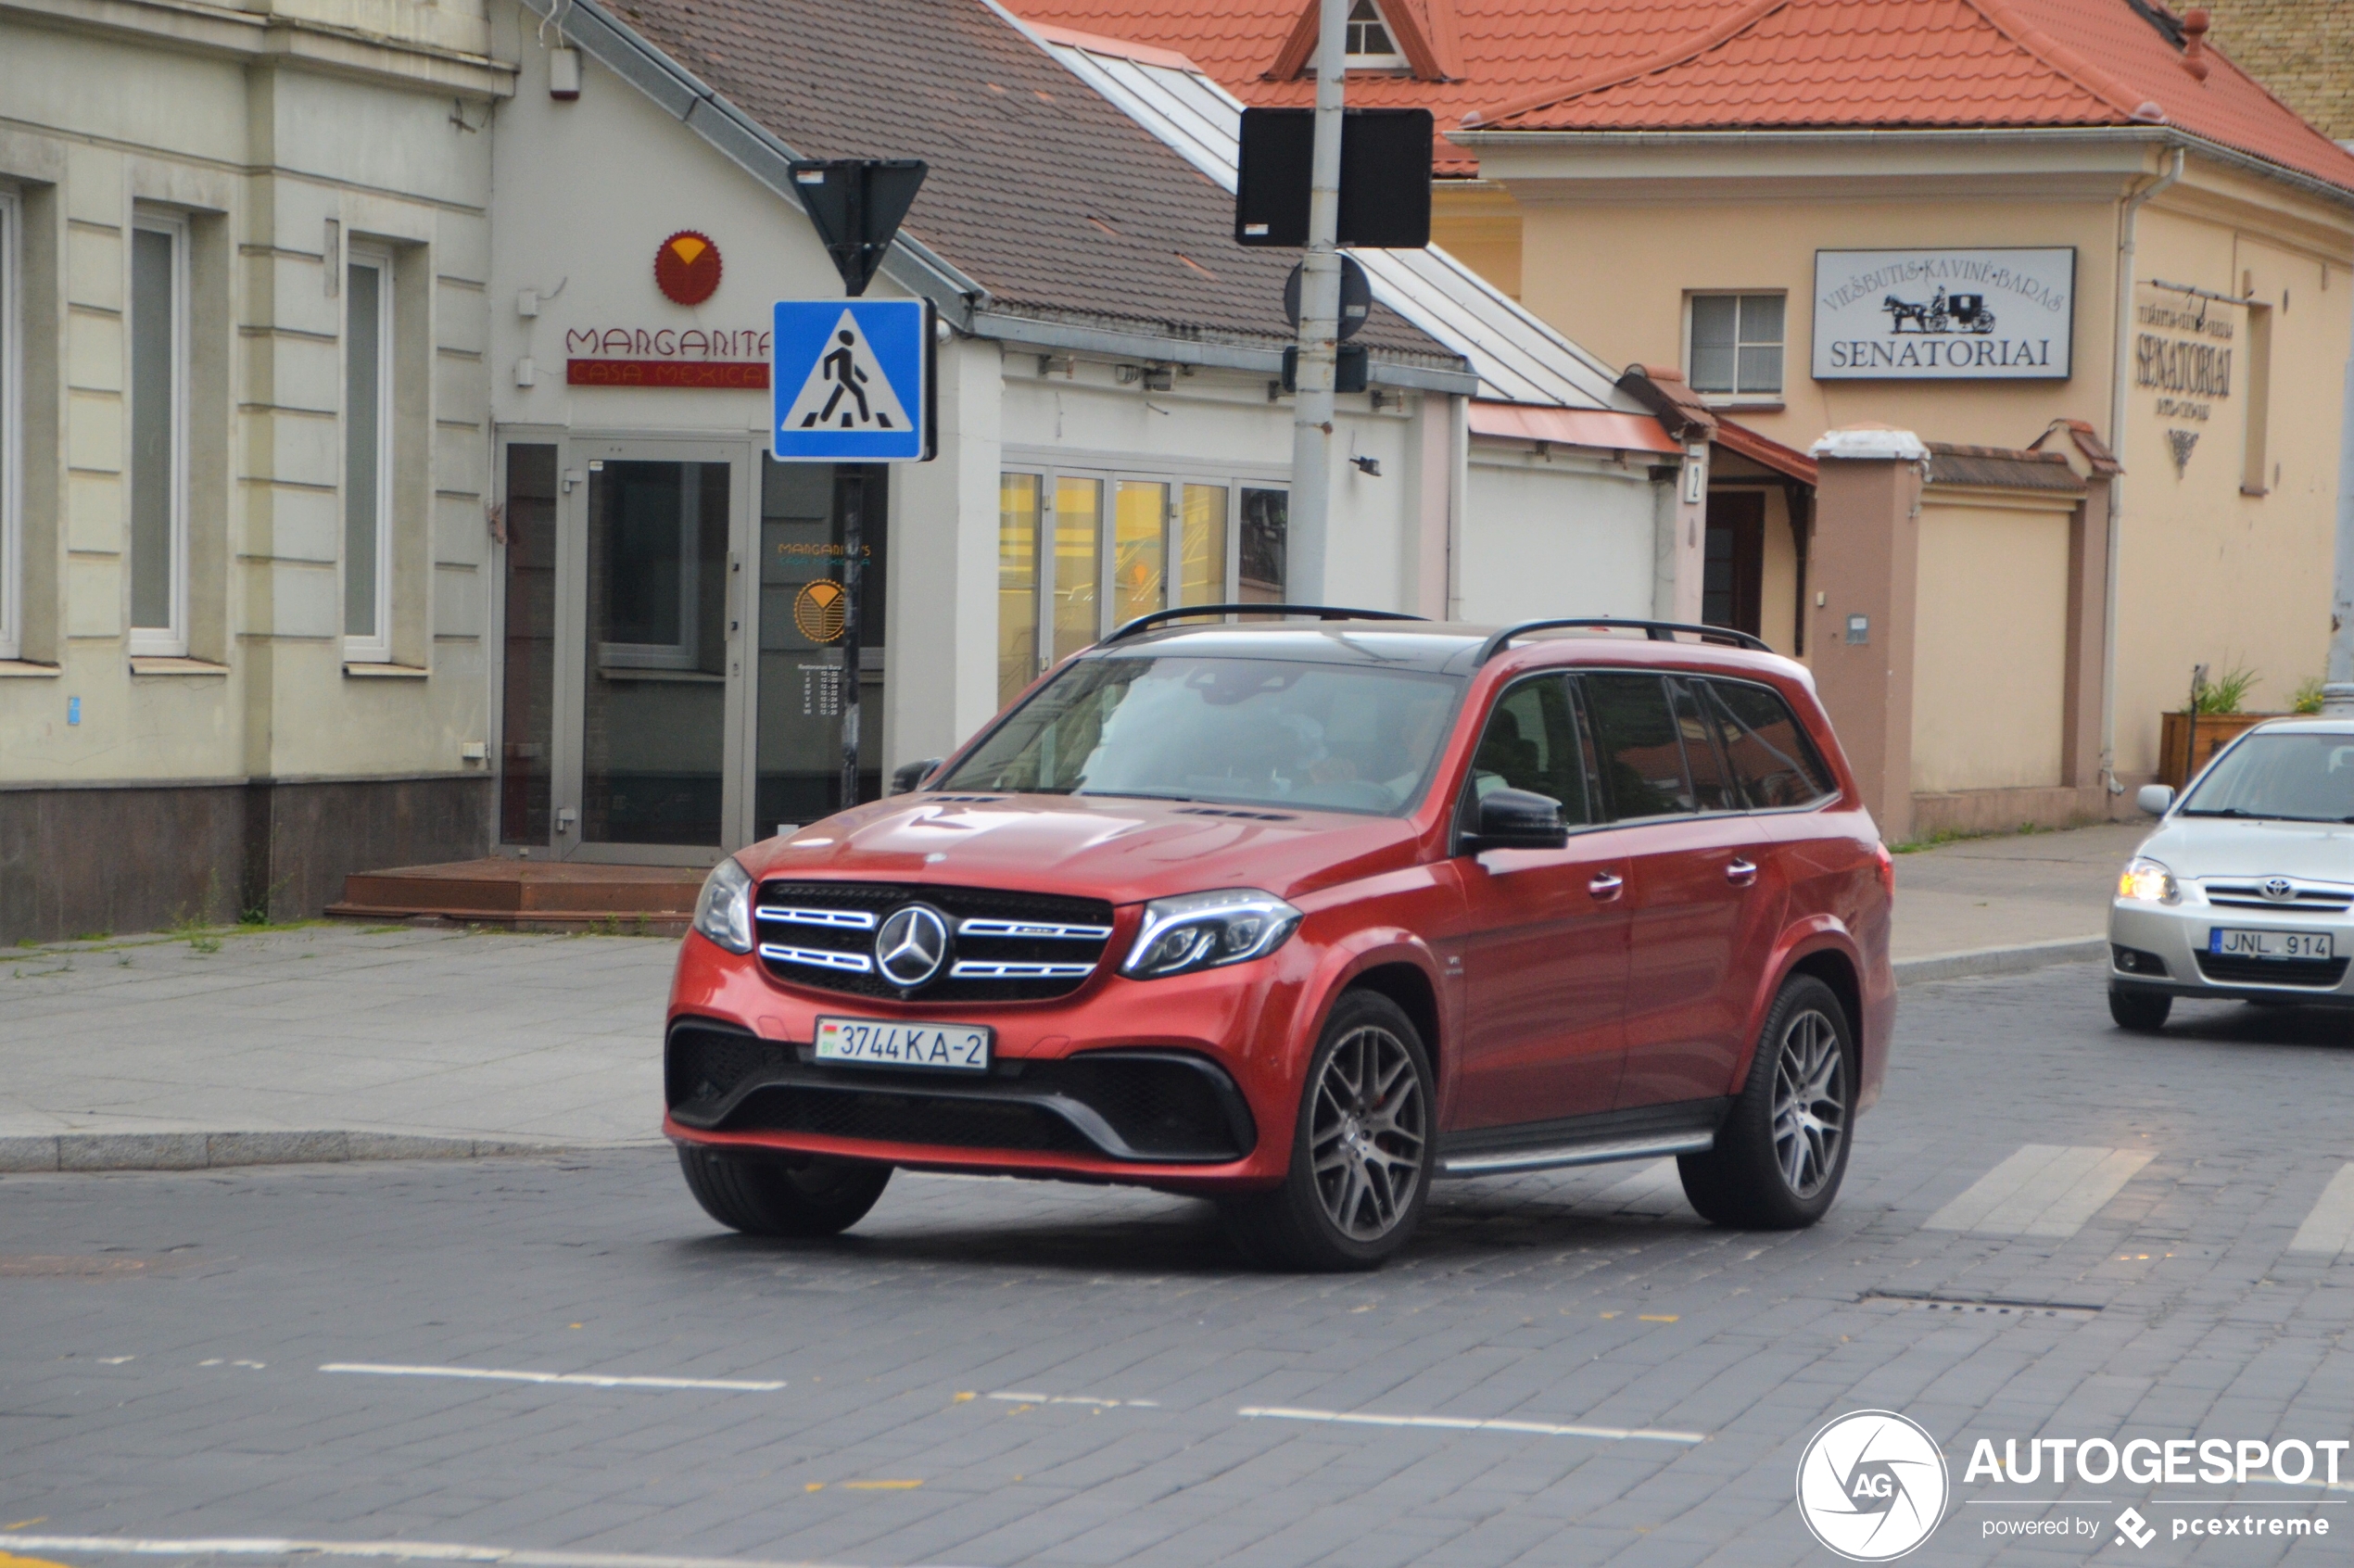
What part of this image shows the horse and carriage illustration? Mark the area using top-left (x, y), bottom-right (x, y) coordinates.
top-left (1881, 287), bottom-right (1997, 335)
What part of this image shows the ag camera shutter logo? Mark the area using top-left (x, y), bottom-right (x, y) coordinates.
top-left (1796, 1410), bottom-right (1950, 1561)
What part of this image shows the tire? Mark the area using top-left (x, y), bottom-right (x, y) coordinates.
top-left (2109, 984), bottom-right (2173, 1032)
top-left (677, 1147), bottom-right (892, 1237)
top-left (1221, 991), bottom-right (1436, 1271)
top-left (1677, 975), bottom-right (1854, 1230)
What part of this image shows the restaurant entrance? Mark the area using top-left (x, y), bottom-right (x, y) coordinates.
top-left (496, 436), bottom-right (886, 865)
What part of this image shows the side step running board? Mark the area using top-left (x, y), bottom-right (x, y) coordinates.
top-left (1437, 1131), bottom-right (1713, 1179)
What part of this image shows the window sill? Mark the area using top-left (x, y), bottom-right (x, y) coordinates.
top-left (1698, 398), bottom-right (1786, 412)
top-left (344, 662), bottom-right (429, 679)
top-left (129, 657), bottom-right (230, 677)
top-left (0, 660), bottom-right (62, 678)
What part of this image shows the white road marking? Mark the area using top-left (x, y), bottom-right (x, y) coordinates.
top-left (0, 1536), bottom-right (871, 1568)
top-left (2290, 1165), bottom-right (2354, 1255)
top-left (319, 1362), bottom-right (783, 1393)
top-left (1237, 1405), bottom-right (1705, 1445)
top-left (1924, 1144), bottom-right (2153, 1237)
top-left (987, 1390), bottom-right (1158, 1408)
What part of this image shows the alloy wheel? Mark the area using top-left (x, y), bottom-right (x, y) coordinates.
top-left (1309, 1024), bottom-right (1427, 1241)
top-left (1770, 1007), bottom-right (1846, 1199)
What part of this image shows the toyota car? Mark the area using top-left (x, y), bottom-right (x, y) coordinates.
top-left (667, 609), bottom-right (1896, 1271)
top-left (2110, 718), bottom-right (2354, 1029)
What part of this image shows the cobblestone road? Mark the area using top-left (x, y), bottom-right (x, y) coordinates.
top-left (7, 965), bottom-right (2354, 1567)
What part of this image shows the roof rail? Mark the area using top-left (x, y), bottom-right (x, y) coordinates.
top-left (1102, 603), bottom-right (1427, 645)
top-left (1474, 617), bottom-right (1770, 666)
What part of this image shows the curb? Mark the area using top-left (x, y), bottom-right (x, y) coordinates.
top-left (1894, 935), bottom-right (2107, 986)
top-left (0, 1131), bottom-right (663, 1174)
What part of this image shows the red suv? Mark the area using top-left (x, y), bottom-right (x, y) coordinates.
top-left (669, 610), bottom-right (1895, 1270)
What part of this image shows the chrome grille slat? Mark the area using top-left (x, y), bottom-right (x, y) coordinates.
top-left (758, 943), bottom-right (874, 974)
top-left (950, 960), bottom-right (1097, 980)
top-left (755, 905), bottom-right (880, 929)
top-left (2201, 879), bottom-right (2354, 912)
top-left (956, 917), bottom-right (1113, 942)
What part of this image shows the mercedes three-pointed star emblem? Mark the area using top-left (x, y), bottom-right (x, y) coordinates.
top-left (874, 904), bottom-right (950, 988)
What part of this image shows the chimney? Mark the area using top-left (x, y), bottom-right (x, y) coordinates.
top-left (2181, 6), bottom-right (2210, 82)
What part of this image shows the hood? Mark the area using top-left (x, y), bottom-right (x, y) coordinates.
top-left (2136, 817), bottom-right (2354, 885)
top-left (738, 792), bottom-right (1427, 905)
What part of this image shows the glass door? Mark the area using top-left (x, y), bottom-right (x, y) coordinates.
top-left (545, 438), bottom-right (750, 864)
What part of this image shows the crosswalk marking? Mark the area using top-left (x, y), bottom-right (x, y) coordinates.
top-left (2289, 1165), bottom-right (2354, 1255)
top-left (1925, 1144), bottom-right (2153, 1237)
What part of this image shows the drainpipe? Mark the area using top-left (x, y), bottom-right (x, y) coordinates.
top-left (2324, 342), bottom-right (2354, 714)
top-left (2100, 145), bottom-right (2184, 793)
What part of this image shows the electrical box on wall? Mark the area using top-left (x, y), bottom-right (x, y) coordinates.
top-left (549, 46), bottom-right (581, 100)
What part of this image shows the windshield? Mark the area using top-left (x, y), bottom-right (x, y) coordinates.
top-left (940, 654), bottom-right (1464, 816)
top-left (2180, 732), bottom-right (2354, 823)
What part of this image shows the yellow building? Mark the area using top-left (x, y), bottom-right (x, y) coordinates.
top-left (1449, 0), bottom-right (2354, 835)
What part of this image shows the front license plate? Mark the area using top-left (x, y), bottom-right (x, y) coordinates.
top-left (2208, 928), bottom-right (2336, 960)
top-left (814, 1017), bottom-right (993, 1072)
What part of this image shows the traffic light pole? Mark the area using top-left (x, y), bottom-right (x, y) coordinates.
top-left (1285, 0), bottom-right (1347, 603)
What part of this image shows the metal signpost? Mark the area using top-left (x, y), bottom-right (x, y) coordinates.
top-left (1287, 0), bottom-right (1348, 604)
top-left (771, 296), bottom-right (935, 815)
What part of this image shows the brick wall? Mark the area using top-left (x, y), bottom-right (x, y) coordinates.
top-left (2209, 0), bottom-right (2354, 141)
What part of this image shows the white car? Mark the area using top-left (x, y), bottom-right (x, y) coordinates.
top-left (2110, 718), bottom-right (2354, 1031)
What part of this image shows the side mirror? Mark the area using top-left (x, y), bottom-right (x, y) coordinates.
top-left (1461, 788), bottom-right (1569, 854)
top-left (890, 757), bottom-right (945, 796)
top-left (2136, 783), bottom-right (2174, 817)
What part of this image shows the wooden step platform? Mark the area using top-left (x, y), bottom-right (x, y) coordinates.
top-left (328, 858), bottom-right (705, 932)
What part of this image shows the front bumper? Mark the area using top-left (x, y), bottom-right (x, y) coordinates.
top-left (2108, 899), bottom-right (2354, 1005)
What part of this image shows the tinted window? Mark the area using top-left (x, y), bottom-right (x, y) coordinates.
top-left (1670, 679), bottom-right (1740, 812)
top-left (1463, 677), bottom-right (1594, 827)
top-left (1583, 673), bottom-right (1694, 818)
top-left (1707, 679), bottom-right (1836, 808)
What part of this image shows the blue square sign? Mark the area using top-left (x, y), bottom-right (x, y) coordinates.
top-left (771, 299), bottom-right (931, 462)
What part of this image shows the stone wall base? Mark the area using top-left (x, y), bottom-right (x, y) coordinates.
top-left (1908, 782), bottom-right (2130, 840)
top-left (0, 775), bottom-right (492, 943)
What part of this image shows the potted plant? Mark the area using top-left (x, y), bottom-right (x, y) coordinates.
top-left (2158, 664), bottom-right (2282, 786)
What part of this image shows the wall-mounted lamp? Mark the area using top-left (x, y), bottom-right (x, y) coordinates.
top-left (1351, 455), bottom-right (1382, 477)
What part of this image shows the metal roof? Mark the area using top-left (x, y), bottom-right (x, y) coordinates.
top-left (1021, 17), bottom-right (1652, 414)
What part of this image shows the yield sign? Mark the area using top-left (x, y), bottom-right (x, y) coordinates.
top-left (770, 299), bottom-right (931, 462)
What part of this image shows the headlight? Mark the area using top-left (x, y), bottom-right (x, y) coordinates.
top-left (1121, 889), bottom-right (1302, 979)
top-left (692, 856), bottom-right (754, 953)
top-left (2117, 856), bottom-right (2180, 904)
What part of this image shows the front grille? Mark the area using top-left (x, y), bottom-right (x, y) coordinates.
top-left (1025, 1053), bottom-right (1252, 1159)
top-left (753, 881), bottom-right (1116, 1002)
top-left (2195, 953), bottom-right (2351, 988)
top-left (2203, 880), bottom-right (2354, 912)
top-left (724, 1082), bottom-right (1099, 1154)
top-left (666, 1022), bottom-right (785, 1118)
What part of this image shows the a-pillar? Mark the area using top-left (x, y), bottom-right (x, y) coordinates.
top-left (1805, 427), bottom-right (1928, 844)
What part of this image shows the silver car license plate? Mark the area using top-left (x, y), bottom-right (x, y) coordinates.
top-left (814, 1016), bottom-right (993, 1072)
top-left (2208, 929), bottom-right (2336, 961)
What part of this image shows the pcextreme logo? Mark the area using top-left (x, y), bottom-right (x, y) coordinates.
top-left (1796, 1410), bottom-right (1953, 1561)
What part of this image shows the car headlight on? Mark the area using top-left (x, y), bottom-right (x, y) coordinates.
top-left (2117, 856), bottom-right (2180, 904)
top-left (1121, 889), bottom-right (1302, 980)
top-left (692, 856), bottom-right (755, 953)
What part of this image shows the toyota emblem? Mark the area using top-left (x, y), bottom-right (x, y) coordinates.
top-left (875, 904), bottom-right (950, 988)
top-left (2262, 878), bottom-right (2296, 902)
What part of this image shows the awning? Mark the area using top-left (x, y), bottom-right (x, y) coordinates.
top-left (1468, 401), bottom-right (1680, 454)
top-left (1714, 418), bottom-right (1817, 485)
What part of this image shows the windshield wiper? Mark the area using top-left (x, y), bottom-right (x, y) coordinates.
top-left (1072, 789), bottom-right (1207, 803)
top-left (2179, 807), bottom-right (2255, 817)
top-left (2181, 807), bottom-right (2348, 824)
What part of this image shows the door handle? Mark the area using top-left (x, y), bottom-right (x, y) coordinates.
top-left (1588, 870), bottom-right (1624, 901)
top-left (1727, 857), bottom-right (1759, 887)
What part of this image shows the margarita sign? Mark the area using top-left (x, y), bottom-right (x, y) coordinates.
top-left (1814, 247), bottom-right (2075, 381)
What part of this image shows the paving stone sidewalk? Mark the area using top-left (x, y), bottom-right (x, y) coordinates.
top-left (0, 822), bottom-right (2154, 1165)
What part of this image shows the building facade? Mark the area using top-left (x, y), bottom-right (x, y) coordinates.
top-left (0, 0), bottom-right (513, 939)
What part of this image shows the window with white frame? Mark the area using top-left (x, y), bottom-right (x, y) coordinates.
top-left (0, 187), bottom-right (19, 663)
top-left (128, 210), bottom-right (189, 657)
top-left (996, 463), bottom-right (1286, 711)
top-left (1344, 0), bottom-right (1404, 66)
top-left (1688, 292), bottom-right (1785, 399)
top-left (343, 243), bottom-right (394, 661)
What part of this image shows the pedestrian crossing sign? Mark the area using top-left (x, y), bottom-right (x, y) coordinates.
top-left (771, 299), bottom-right (932, 462)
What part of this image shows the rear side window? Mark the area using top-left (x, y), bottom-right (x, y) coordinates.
top-left (1463, 676), bottom-right (1596, 827)
top-left (1670, 679), bottom-right (1740, 812)
top-left (1582, 673), bottom-right (1694, 819)
top-left (1707, 679), bottom-right (1837, 808)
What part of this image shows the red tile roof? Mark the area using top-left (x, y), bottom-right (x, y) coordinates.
top-left (1009, 0), bottom-right (2354, 192)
